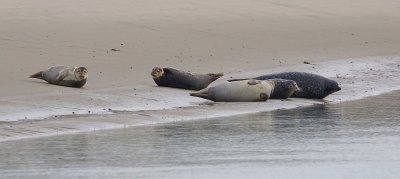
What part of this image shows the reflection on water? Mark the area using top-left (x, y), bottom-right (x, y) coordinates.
top-left (1, 91), bottom-right (400, 178)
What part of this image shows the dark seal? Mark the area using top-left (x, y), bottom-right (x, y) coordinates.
top-left (151, 67), bottom-right (223, 90)
top-left (229, 72), bottom-right (341, 99)
top-left (29, 66), bottom-right (88, 88)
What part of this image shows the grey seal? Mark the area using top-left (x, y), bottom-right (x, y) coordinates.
top-left (190, 79), bottom-right (275, 102)
top-left (228, 72), bottom-right (341, 99)
top-left (29, 65), bottom-right (88, 88)
top-left (151, 67), bottom-right (223, 90)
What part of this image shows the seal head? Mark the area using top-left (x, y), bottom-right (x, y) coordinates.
top-left (324, 79), bottom-right (341, 95)
top-left (269, 79), bottom-right (301, 99)
top-left (74, 67), bottom-right (88, 81)
top-left (151, 67), bottom-right (164, 79)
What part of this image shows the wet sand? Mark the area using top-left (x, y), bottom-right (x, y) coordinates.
top-left (1, 56), bottom-right (400, 141)
top-left (1, 0), bottom-right (400, 141)
top-left (1, 90), bottom-right (400, 179)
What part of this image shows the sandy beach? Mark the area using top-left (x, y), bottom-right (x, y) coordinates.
top-left (1, 0), bottom-right (400, 140)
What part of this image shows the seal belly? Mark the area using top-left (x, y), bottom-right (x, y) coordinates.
top-left (57, 79), bottom-right (87, 88)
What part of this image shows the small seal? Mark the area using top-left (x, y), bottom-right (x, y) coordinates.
top-left (190, 79), bottom-right (275, 102)
top-left (268, 79), bottom-right (301, 99)
top-left (29, 65), bottom-right (88, 88)
top-left (151, 67), bottom-right (223, 90)
top-left (229, 72), bottom-right (341, 99)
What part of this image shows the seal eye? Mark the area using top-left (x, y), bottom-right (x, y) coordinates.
top-left (289, 85), bottom-right (293, 88)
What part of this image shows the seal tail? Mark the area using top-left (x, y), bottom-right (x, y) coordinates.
top-left (208, 73), bottom-right (224, 79)
top-left (189, 88), bottom-right (210, 100)
top-left (227, 78), bottom-right (249, 82)
top-left (29, 71), bottom-right (43, 79)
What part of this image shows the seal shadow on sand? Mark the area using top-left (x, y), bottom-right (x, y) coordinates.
top-left (27, 80), bottom-right (87, 89)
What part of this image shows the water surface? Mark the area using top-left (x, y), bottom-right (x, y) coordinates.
top-left (0, 91), bottom-right (400, 178)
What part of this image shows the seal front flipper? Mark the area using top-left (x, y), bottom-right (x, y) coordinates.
top-left (56, 70), bottom-right (69, 81)
top-left (162, 67), bottom-right (176, 75)
top-left (259, 93), bottom-right (269, 101)
top-left (29, 71), bottom-right (43, 79)
top-left (247, 79), bottom-right (260, 85)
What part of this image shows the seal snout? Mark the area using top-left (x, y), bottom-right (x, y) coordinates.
top-left (291, 84), bottom-right (301, 92)
top-left (78, 75), bottom-right (86, 80)
top-left (326, 84), bottom-right (341, 94)
top-left (331, 84), bottom-right (341, 92)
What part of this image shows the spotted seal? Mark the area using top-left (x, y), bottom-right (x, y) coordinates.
top-left (29, 65), bottom-right (88, 88)
top-left (190, 79), bottom-right (275, 102)
top-left (268, 79), bottom-right (301, 99)
top-left (228, 72), bottom-right (341, 99)
top-left (151, 67), bottom-right (223, 90)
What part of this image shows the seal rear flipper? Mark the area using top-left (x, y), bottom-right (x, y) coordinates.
top-left (190, 89), bottom-right (211, 100)
top-left (29, 71), bottom-right (43, 79)
top-left (227, 78), bottom-right (249, 82)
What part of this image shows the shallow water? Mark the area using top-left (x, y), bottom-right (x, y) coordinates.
top-left (1, 91), bottom-right (400, 179)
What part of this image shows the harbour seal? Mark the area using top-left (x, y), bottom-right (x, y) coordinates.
top-left (228, 72), bottom-right (341, 99)
top-left (190, 79), bottom-right (275, 102)
top-left (151, 67), bottom-right (223, 90)
top-left (29, 65), bottom-right (88, 88)
top-left (268, 79), bottom-right (301, 99)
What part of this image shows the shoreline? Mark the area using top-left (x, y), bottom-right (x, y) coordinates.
top-left (1, 55), bottom-right (399, 142)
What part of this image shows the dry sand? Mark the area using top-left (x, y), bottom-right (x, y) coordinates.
top-left (1, 0), bottom-right (400, 96)
top-left (1, 0), bottom-right (400, 140)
